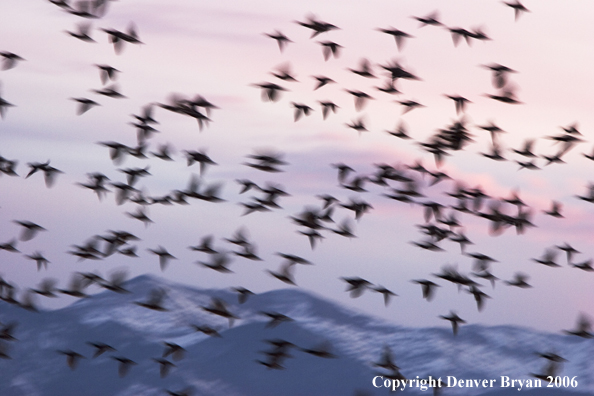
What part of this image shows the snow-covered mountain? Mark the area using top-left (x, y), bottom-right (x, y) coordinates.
top-left (0, 274), bottom-right (592, 396)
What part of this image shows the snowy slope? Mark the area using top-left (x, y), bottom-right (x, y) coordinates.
top-left (0, 274), bottom-right (592, 396)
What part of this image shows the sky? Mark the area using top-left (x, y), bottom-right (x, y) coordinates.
top-left (1, 0), bottom-right (594, 333)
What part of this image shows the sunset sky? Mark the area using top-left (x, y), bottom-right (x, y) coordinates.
top-left (1, 0), bottom-right (593, 333)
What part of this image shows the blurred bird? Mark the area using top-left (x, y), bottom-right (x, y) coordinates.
top-left (265, 30), bottom-right (292, 52)
top-left (147, 246), bottom-right (177, 271)
top-left (0, 52), bottom-right (25, 70)
top-left (439, 311), bottom-right (466, 336)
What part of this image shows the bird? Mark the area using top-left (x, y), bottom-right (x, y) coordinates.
top-left (386, 122), bottom-right (411, 139)
top-left (101, 23), bottom-right (143, 54)
top-left (192, 324), bottom-right (222, 338)
top-left (87, 342), bottom-right (116, 358)
top-left (166, 388), bottom-right (194, 396)
top-left (65, 0), bottom-right (109, 18)
top-left (318, 41), bottom-right (342, 61)
top-left (271, 63), bottom-right (298, 82)
top-left (505, 272), bottom-right (532, 288)
top-left (411, 279), bottom-right (440, 301)
top-left (24, 251), bottom-right (50, 271)
top-left (112, 356), bottom-right (137, 377)
top-left (92, 84), bottom-right (125, 98)
top-left (445, 95), bottom-right (471, 114)
top-left (398, 99), bottom-right (424, 114)
top-left (0, 323), bottom-right (18, 341)
top-left (151, 144), bottom-right (173, 161)
top-left (66, 22), bottom-right (95, 42)
top-left (265, 30), bottom-right (292, 52)
top-left (485, 87), bottom-right (522, 104)
top-left (276, 252), bottom-right (312, 266)
top-left (571, 259), bottom-right (594, 272)
top-left (312, 75), bottom-right (335, 90)
top-left (58, 350), bottom-right (85, 370)
top-left (291, 102), bottom-right (313, 121)
top-left (266, 262), bottom-right (297, 286)
top-left (25, 160), bottom-right (63, 188)
top-left (377, 27), bottom-right (413, 50)
top-left (232, 287), bottom-right (255, 304)
top-left (244, 151), bottom-right (288, 172)
top-left (482, 63), bottom-right (516, 89)
top-left (189, 235), bottom-right (217, 254)
top-left (372, 286), bottom-right (397, 306)
top-left (345, 118), bottom-right (367, 134)
top-left (563, 313), bottom-right (593, 338)
top-left (318, 101), bottom-right (339, 119)
top-left (201, 298), bottom-right (238, 327)
top-left (532, 248), bottom-right (561, 268)
top-left (373, 345), bottom-right (399, 371)
top-left (412, 11), bottom-right (442, 27)
top-left (14, 220), bottom-right (46, 241)
top-left (70, 97), bottom-right (100, 115)
top-left (296, 15), bottom-right (339, 38)
top-left (543, 201), bottom-right (563, 218)
top-left (332, 218), bottom-right (356, 238)
top-left (0, 239), bottom-right (19, 254)
top-left (467, 285), bottom-right (491, 312)
top-left (0, 84), bottom-right (15, 119)
top-left (348, 58), bottom-right (376, 79)
top-left (556, 243), bottom-right (579, 264)
top-left (300, 341), bottom-right (336, 358)
top-left (147, 246), bottom-right (177, 271)
top-left (504, 0), bottom-right (530, 21)
top-left (0, 52), bottom-right (25, 70)
top-left (447, 27), bottom-right (474, 47)
top-left (163, 342), bottom-right (186, 361)
top-left (134, 288), bottom-right (168, 311)
top-left (260, 311), bottom-right (294, 328)
top-left (99, 270), bottom-right (130, 294)
top-left (345, 89), bottom-right (373, 111)
top-left (31, 278), bottom-right (59, 298)
top-left (439, 311), bottom-right (466, 336)
top-left (199, 252), bottom-right (234, 273)
top-left (341, 277), bottom-right (372, 298)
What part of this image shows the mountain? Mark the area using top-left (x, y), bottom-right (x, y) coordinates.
top-left (0, 274), bottom-right (592, 396)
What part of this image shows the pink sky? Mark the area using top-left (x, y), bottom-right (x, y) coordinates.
top-left (0, 0), bottom-right (593, 333)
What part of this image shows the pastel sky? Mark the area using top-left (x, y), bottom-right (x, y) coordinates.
top-left (1, 0), bottom-right (593, 333)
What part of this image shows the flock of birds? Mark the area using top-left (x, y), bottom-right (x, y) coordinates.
top-left (0, 0), bottom-right (593, 394)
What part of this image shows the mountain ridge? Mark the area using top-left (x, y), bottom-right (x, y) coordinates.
top-left (0, 274), bottom-right (591, 396)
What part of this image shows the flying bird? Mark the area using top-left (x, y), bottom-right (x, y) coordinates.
top-left (265, 30), bottom-right (292, 52)
top-left (439, 311), bottom-right (466, 336)
top-left (504, 0), bottom-right (530, 20)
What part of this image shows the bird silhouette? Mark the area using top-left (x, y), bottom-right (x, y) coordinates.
top-left (296, 15), bottom-right (339, 38)
top-left (0, 52), bottom-right (25, 70)
top-left (201, 297), bottom-right (238, 327)
top-left (504, 0), bottom-right (530, 21)
top-left (0, 85), bottom-right (15, 119)
top-left (265, 30), bottom-right (292, 52)
top-left (58, 350), bottom-right (85, 370)
top-left (318, 41), bottom-right (342, 61)
top-left (563, 313), bottom-right (593, 338)
top-left (439, 311), bottom-right (466, 336)
top-left (412, 11), bottom-right (442, 27)
top-left (112, 356), bottom-right (137, 377)
top-left (134, 288), bottom-right (168, 311)
top-left (87, 342), bottom-right (116, 358)
top-left (377, 27), bottom-right (413, 50)
top-left (70, 97), bottom-right (100, 115)
top-left (101, 23), bottom-right (143, 54)
top-left (147, 246), bottom-right (177, 271)
top-left (66, 21), bottom-right (96, 42)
